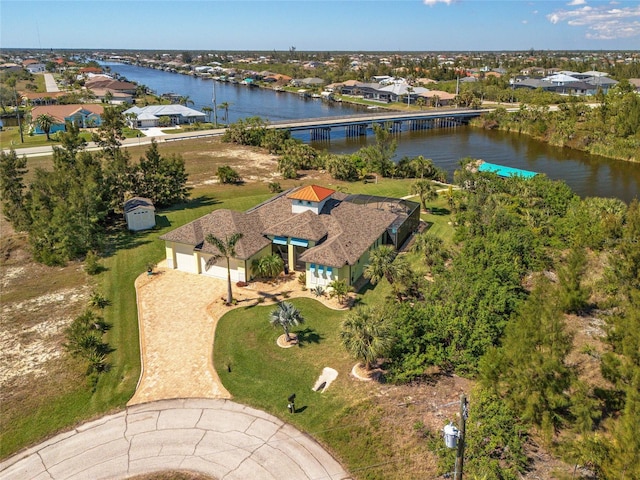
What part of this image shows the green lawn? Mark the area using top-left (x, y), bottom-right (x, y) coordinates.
top-left (213, 297), bottom-right (398, 477)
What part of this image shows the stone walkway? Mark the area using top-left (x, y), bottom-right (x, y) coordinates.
top-left (0, 399), bottom-right (351, 480)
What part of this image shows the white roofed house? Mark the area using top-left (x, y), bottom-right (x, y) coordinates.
top-left (123, 105), bottom-right (206, 129)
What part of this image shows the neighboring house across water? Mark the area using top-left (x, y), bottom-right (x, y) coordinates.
top-left (123, 105), bottom-right (206, 128)
top-left (159, 185), bottom-right (420, 289)
top-left (124, 197), bottom-right (156, 231)
top-left (30, 104), bottom-right (104, 134)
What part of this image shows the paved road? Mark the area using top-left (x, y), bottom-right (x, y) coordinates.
top-left (0, 398), bottom-right (351, 480)
top-left (2, 128), bottom-right (227, 159)
top-left (43, 74), bottom-right (60, 93)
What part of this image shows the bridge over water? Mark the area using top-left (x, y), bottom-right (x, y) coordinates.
top-left (270, 108), bottom-right (488, 141)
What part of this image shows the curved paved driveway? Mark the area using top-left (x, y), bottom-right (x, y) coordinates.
top-left (0, 398), bottom-right (350, 480)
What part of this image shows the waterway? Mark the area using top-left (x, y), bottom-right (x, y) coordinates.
top-left (102, 62), bottom-right (639, 203)
top-left (101, 62), bottom-right (362, 123)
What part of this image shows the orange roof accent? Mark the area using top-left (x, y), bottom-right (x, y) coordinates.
top-left (287, 185), bottom-right (335, 202)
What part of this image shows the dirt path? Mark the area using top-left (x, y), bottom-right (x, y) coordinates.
top-left (128, 264), bottom-right (348, 406)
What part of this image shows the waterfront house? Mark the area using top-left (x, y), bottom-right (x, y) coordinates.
top-left (84, 77), bottom-right (137, 95)
top-left (30, 104), bottom-right (104, 134)
top-left (159, 185), bottom-right (420, 289)
top-left (123, 105), bottom-right (206, 128)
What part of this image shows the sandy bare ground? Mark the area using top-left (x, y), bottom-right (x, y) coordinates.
top-left (128, 262), bottom-right (348, 406)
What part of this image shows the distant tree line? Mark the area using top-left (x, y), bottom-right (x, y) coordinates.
top-left (475, 81), bottom-right (640, 162)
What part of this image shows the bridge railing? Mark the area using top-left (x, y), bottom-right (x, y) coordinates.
top-left (267, 107), bottom-right (484, 127)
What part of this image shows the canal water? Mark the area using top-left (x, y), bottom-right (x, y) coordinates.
top-left (102, 62), bottom-right (639, 203)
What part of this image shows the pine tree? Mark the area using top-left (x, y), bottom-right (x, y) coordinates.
top-left (0, 149), bottom-right (29, 230)
top-left (480, 279), bottom-right (574, 437)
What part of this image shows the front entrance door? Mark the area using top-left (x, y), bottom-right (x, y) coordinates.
top-left (294, 246), bottom-right (306, 271)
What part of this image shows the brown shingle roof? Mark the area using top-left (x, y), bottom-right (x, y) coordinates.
top-left (159, 209), bottom-right (271, 260)
top-left (298, 200), bottom-right (397, 267)
top-left (262, 210), bottom-right (328, 242)
top-left (160, 186), bottom-right (398, 268)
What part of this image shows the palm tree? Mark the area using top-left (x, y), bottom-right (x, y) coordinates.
top-left (340, 306), bottom-right (393, 371)
top-left (411, 155), bottom-right (434, 179)
top-left (179, 95), bottom-right (194, 106)
top-left (328, 279), bottom-right (351, 305)
top-left (35, 113), bottom-right (55, 141)
top-left (411, 179), bottom-right (438, 213)
top-left (364, 245), bottom-right (400, 285)
top-left (218, 101), bottom-right (230, 124)
top-left (269, 301), bottom-right (304, 342)
top-left (202, 106), bottom-right (213, 123)
top-left (252, 254), bottom-right (284, 280)
top-left (411, 233), bottom-right (449, 270)
top-left (204, 233), bottom-right (243, 304)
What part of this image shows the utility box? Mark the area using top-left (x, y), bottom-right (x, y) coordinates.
top-left (443, 422), bottom-right (459, 449)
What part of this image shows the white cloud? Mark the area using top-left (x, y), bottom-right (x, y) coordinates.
top-left (423, 0), bottom-right (454, 6)
top-left (547, 4), bottom-right (640, 39)
top-left (568, 0), bottom-right (586, 5)
top-left (522, 20), bottom-right (529, 24)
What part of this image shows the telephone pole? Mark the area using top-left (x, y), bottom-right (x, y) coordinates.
top-left (454, 393), bottom-right (467, 480)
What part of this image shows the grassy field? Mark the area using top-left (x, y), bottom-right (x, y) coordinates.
top-left (1, 136), bottom-right (455, 476)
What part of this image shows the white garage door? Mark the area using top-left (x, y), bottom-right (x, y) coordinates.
top-left (175, 248), bottom-right (198, 274)
top-left (200, 256), bottom-right (242, 282)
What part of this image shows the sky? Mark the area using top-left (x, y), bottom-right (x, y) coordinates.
top-left (1, 0), bottom-right (639, 51)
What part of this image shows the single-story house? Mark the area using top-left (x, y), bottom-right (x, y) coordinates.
top-left (20, 91), bottom-right (67, 106)
top-left (417, 90), bottom-right (455, 107)
top-left (89, 87), bottom-right (134, 104)
top-left (84, 78), bottom-right (137, 95)
top-left (124, 197), bottom-right (156, 231)
top-left (30, 104), bottom-right (104, 134)
top-left (123, 105), bottom-right (206, 128)
top-left (26, 63), bottom-right (46, 74)
top-left (159, 185), bottom-right (420, 289)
